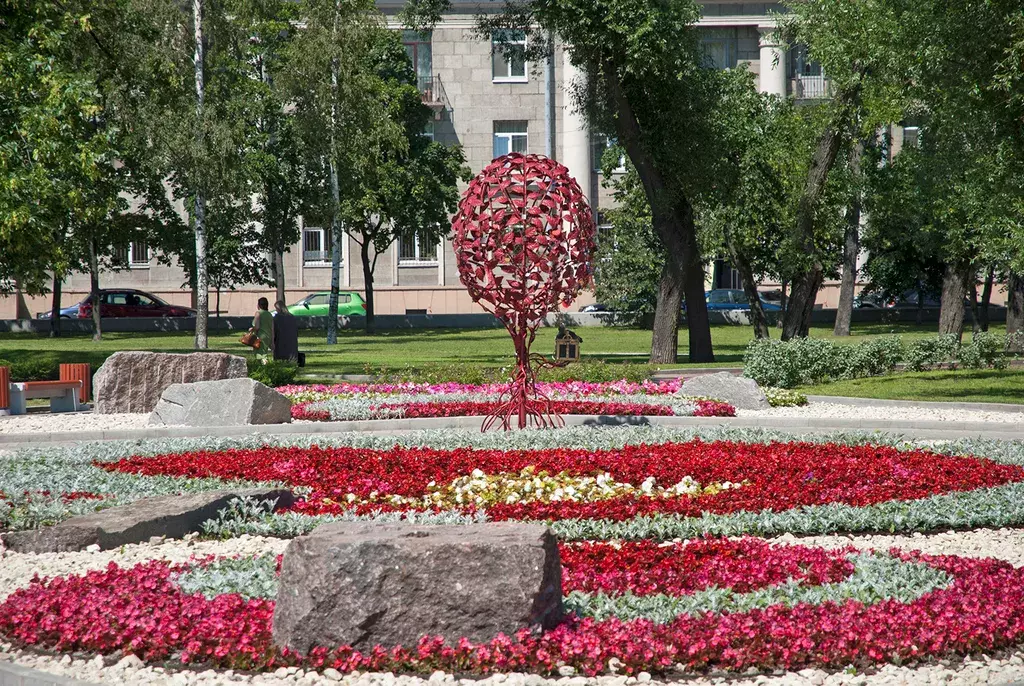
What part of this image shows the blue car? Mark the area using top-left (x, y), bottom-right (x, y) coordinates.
top-left (684, 289), bottom-right (782, 312)
top-left (37, 304), bottom-right (80, 319)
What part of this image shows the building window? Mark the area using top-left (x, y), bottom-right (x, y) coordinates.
top-left (113, 241), bottom-right (150, 268)
top-left (591, 134), bottom-right (627, 173)
top-left (423, 121), bottom-right (435, 141)
top-left (399, 231), bottom-right (438, 264)
top-left (492, 30), bottom-right (527, 83)
top-left (700, 28), bottom-right (738, 70)
top-left (402, 30), bottom-right (433, 92)
top-left (902, 126), bottom-right (920, 148)
top-left (493, 121), bottom-right (528, 158)
top-left (303, 227), bottom-right (331, 266)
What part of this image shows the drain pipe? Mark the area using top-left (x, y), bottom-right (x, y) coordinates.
top-left (545, 31), bottom-right (556, 158)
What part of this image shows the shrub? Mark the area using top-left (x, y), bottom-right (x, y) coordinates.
top-left (247, 359), bottom-right (299, 387)
top-left (373, 361), bottom-right (656, 385)
top-left (904, 334), bottom-right (961, 372)
top-left (764, 387), bottom-right (808, 407)
top-left (0, 355), bottom-right (62, 381)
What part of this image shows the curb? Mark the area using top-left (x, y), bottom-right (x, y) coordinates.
top-left (1, 414), bottom-right (1023, 449)
top-left (0, 660), bottom-right (97, 686)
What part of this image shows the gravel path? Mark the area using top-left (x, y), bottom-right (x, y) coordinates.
top-left (739, 403), bottom-right (1024, 423)
top-left (3, 529), bottom-right (1024, 685)
top-left (0, 411), bottom-right (152, 434)
top-left (2, 399), bottom-right (1024, 436)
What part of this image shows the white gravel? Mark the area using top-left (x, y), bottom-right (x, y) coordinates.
top-left (0, 411), bottom-right (153, 434)
top-left (4, 529), bottom-right (1024, 685)
top-left (738, 402), bottom-right (1024, 423)
top-left (2, 400), bottom-right (1023, 437)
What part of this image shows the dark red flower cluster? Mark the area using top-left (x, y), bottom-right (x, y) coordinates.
top-left (3, 549), bottom-right (1024, 675)
top-left (561, 539), bottom-right (854, 595)
top-left (692, 400), bottom-right (736, 417)
top-left (99, 440), bottom-right (1024, 521)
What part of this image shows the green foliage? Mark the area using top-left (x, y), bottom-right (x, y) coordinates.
top-left (247, 359), bottom-right (299, 387)
top-left (0, 355), bottom-right (62, 382)
top-left (763, 387), bottom-right (808, 407)
top-left (173, 554), bottom-right (280, 601)
top-left (745, 333), bottom-right (1021, 388)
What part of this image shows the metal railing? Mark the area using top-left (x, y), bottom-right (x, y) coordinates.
top-left (303, 250), bottom-right (330, 265)
top-left (420, 74), bottom-right (449, 112)
top-left (793, 74), bottom-right (832, 100)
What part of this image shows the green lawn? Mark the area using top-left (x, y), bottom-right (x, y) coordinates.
top-left (800, 367), bottom-right (1024, 405)
top-left (0, 321), bottom-right (981, 378)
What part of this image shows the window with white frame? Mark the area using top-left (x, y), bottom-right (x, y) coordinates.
top-left (700, 28), bottom-right (738, 70)
top-left (902, 125), bottom-right (920, 148)
top-left (591, 134), bottom-right (627, 173)
top-left (493, 121), bottom-right (528, 158)
top-left (303, 227), bottom-right (331, 266)
top-left (398, 231), bottom-right (438, 264)
top-left (491, 30), bottom-right (527, 82)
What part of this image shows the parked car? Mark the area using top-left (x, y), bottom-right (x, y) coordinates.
top-left (76, 290), bottom-right (196, 319)
top-left (579, 303), bottom-right (613, 313)
top-left (37, 303), bottom-right (81, 319)
top-left (287, 292), bottom-right (366, 317)
top-left (685, 289), bottom-right (782, 312)
top-left (855, 289), bottom-right (943, 309)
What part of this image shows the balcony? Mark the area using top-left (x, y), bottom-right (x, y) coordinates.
top-left (791, 74), bottom-right (832, 100)
top-left (419, 74), bottom-right (448, 119)
top-left (303, 250), bottom-right (330, 266)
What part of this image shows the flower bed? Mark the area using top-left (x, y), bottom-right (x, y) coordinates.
top-left (100, 439), bottom-right (1024, 522)
top-left (290, 398), bottom-right (736, 422)
top-left (3, 539), bottom-right (1020, 676)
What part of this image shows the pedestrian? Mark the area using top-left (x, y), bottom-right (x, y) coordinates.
top-left (250, 297), bottom-right (274, 356)
top-left (273, 300), bottom-right (299, 362)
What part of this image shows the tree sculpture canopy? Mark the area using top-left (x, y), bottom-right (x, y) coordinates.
top-left (453, 153), bottom-right (596, 429)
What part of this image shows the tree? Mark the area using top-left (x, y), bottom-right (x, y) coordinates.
top-left (285, 0), bottom-right (401, 344)
top-left (338, 32), bottom-right (469, 333)
top-left (479, 0), bottom-right (721, 363)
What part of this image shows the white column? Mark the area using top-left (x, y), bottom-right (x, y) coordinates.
top-left (342, 229), bottom-right (351, 287)
top-left (560, 49), bottom-right (591, 198)
top-left (437, 239), bottom-right (446, 286)
top-left (758, 28), bottom-right (787, 97)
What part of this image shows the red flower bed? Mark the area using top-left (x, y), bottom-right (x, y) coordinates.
top-left (3, 548), bottom-right (1024, 675)
top-left (290, 399), bottom-right (736, 421)
top-left (99, 440), bottom-right (1024, 521)
top-left (561, 539), bottom-right (854, 596)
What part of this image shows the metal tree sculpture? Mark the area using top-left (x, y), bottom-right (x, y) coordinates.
top-left (453, 153), bottom-right (596, 430)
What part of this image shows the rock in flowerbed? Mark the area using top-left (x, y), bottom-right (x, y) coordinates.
top-left (677, 372), bottom-right (769, 410)
top-left (1, 488), bottom-right (294, 553)
top-left (272, 521), bottom-right (563, 653)
top-left (149, 377), bottom-right (292, 427)
top-left (94, 350), bottom-right (248, 414)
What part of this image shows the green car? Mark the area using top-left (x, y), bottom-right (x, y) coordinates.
top-left (287, 292), bottom-right (366, 317)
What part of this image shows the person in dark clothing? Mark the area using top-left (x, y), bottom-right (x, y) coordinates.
top-left (273, 300), bottom-right (299, 362)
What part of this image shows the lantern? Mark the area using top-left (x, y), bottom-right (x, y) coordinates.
top-left (452, 153), bottom-right (596, 429)
top-left (554, 327), bottom-right (582, 363)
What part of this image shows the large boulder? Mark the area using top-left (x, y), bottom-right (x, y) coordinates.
top-left (94, 351), bottom-right (248, 414)
top-left (677, 371), bottom-right (768, 410)
top-left (1, 488), bottom-right (293, 553)
top-left (149, 377), bottom-right (292, 426)
top-left (272, 521), bottom-right (563, 653)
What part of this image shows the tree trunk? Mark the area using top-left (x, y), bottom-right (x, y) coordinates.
top-left (916, 283), bottom-right (925, 325)
top-left (1007, 271), bottom-right (1024, 351)
top-left (49, 273), bottom-right (62, 338)
top-left (273, 249), bottom-right (286, 306)
top-left (782, 80), bottom-right (863, 341)
top-left (968, 278), bottom-right (980, 335)
top-left (192, 0), bottom-right (209, 350)
top-left (724, 231), bottom-right (769, 339)
top-left (325, 31), bottom-right (341, 345)
top-left (604, 67), bottom-right (713, 363)
top-left (833, 142), bottom-right (863, 337)
top-left (215, 287), bottom-right (221, 319)
top-left (88, 237), bottom-right (102, 342)
top-left (979, 266), bottom-right (994, 332)
top-left (650, 262), bottom-right (681, 363)
top-left (360, 240), bottom-right (376, 334)
top-left (938, 261), bottom-right (969, 341)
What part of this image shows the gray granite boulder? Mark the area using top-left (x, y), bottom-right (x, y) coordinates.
top-left (677, 371), bottom-right (769, 410)
top-left (1, 488), bottom-right (293, 553)
top-left (94, 351), bottom-right (248, 414)
top-left (148, 377), bottom-right (292, 426)
top-left (272, 521), bottom-right (563, 653)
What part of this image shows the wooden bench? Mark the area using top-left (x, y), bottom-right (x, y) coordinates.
top-left (9, 380), bottom-right (83, 415)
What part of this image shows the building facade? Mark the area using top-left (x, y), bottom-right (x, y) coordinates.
top-left (5, 0), bottom-right (892, 319)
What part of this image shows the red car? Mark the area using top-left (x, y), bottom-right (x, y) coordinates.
top-left (77, 289), bottom-right (196, 318)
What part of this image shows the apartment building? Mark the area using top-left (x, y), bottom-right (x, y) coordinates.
top-left (6, 0), bottom-right (871, 319)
